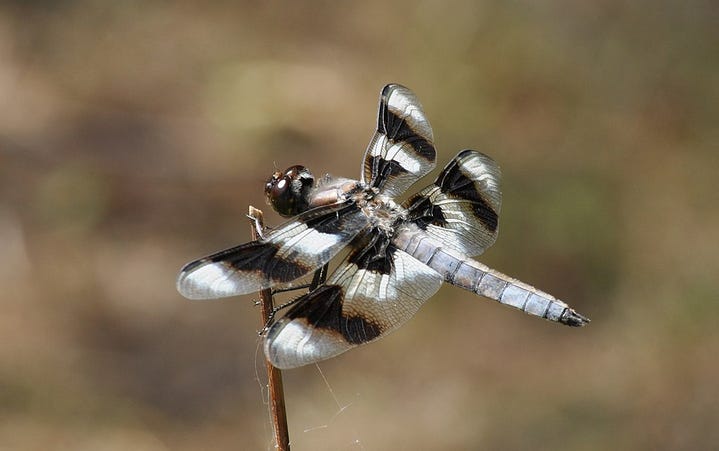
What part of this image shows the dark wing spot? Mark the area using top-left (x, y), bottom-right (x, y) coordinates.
top-left (367, 156), bottom-right (407, 191)
top-left (404, 191), bottom-right (448, 231)
top-left (437, 161), bottom-right (498, 233)
top-left (382, 109), bottom-right (435, 161)
top-left (283, 285), bottom-right (383, 344)
top-left (346, 230), bottom-right (395, 275)
top-left (343, 314), bottom-right (382, 344)
top-left (304, 203), bottom-right (361, 234)
top-left (206, 241), bottom-right (311, 284)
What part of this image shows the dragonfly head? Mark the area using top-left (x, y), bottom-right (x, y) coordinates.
top-left (265, 165), bottom-right (315, 217)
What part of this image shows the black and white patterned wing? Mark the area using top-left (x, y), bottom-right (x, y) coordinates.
top-left (177, 202), bottom-right (369, 299)
top-left (361, 84), bottom-right (436, 198)
top-left (264, 232), bottom-right (443, 369)
top-left (403, 150), bottom-right (502, 257)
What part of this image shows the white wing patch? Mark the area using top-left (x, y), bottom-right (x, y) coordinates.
top-left (177, 262), bottom-right (247, 300)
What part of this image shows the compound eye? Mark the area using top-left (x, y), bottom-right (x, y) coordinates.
top-left (265, 166), bottom-right (314, 217)
top-left (271, 177), bottom-right (289, 201)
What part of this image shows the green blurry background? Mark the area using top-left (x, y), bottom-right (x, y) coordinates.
top-left (1, 1), bottom-right (717, 450)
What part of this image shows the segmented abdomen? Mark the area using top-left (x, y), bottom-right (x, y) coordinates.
top-left (392, 226), bottom-right (589, 326)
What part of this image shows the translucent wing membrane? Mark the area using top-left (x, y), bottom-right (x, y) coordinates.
top-left (362, 84), bottom-right (436, 197)
top-left (177, 202), bottom-right (369, 299)
top-left (404, 150), bottom-right (502, 256)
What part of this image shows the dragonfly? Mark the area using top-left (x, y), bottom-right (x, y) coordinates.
top-left (177, 84), bottom-right (589, 369)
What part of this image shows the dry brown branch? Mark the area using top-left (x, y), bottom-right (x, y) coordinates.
top-left (249, 206), bottom-right (290, 451)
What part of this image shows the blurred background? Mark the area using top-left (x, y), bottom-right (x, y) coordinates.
top-left (1, 1), bottom-right (717, 450)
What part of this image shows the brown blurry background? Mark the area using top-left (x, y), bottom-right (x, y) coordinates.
top-left (1, 1), bottom-right (717, 450)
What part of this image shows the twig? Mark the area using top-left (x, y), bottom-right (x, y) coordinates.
top-left (249, 206), bottom-right (290, 451)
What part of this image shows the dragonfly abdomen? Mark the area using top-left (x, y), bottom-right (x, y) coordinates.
top-left (393, 227), bottom-right (590, 327)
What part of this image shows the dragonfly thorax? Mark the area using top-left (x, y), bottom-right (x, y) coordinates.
top-left (360, 193), bottom-right (407, 237)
